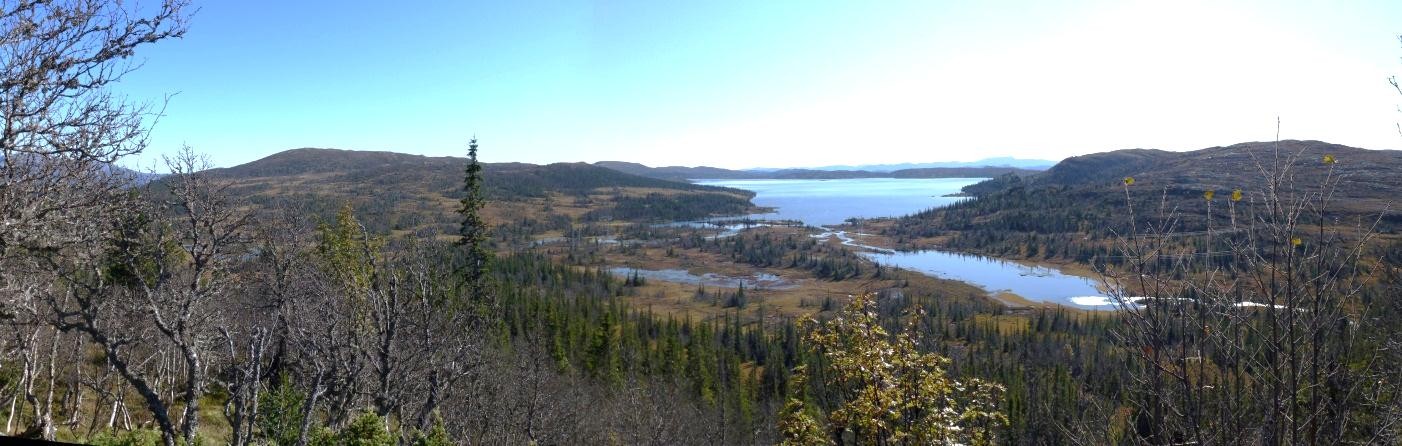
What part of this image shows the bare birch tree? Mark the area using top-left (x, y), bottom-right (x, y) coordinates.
top-left (1106, 139), bottom-right (1398, 445)
top-left (1, 1), bottom-right (188, 439)
top-left (48, 149), bottom-right (246, 446)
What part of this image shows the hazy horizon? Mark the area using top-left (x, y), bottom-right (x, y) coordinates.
top-left (112, 0), bottom-right (1402, 170)
top-left (115, 137), bottom-right (1392, 173)
top-left (118, 145), bottom-right (1065, 171)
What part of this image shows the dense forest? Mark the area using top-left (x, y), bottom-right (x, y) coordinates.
top-left (879, 141), bottom-right (1402, 262)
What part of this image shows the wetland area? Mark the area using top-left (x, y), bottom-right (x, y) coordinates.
top-left (685, 178), bottom-right (1117, 310)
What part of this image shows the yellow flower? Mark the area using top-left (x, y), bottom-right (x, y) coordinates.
top-left (1231, 189), bottom-right (1243, 202)
top-left (1291, 237), bottom-right (1302, 247)
top-left (1123, 177), bottom-right (1135, 186)
top-left (1323, 154), bottom-right (1336, 164)
top-left (1203, 190), bottom-right (1215, 201)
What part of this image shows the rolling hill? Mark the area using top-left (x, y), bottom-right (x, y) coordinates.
top-left (877, 140), bottom-right (1402, 257)
top-left (192, 148), bottom-right (761, 237)
top-left (1029, 140), bottom-right (1397, 190)
top-left (1024, 140), bottom-right (1402, 208)
top-left (209, 148), bottom-right (752, 198)
top-left (592, 161), bottom-right (759, 182)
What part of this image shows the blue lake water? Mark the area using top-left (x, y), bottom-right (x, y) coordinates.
top-left (692, 178), bottom-right (1116, 310)
top-left (695, 178), bottom-right (979, 227)
top-left (860, 250), bottom-right (1111, 310)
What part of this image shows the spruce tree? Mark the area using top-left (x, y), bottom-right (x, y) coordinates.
top-left (457, 137), bottom-right (494, 306)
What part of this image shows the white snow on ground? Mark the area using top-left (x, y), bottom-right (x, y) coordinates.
top-left (1071, 296), bottom-right (1297, 311)
top-left (1234, 301), bottom-right (1293, 309)
top-left (1069, 296), bottom-right (1153, 307)
top-left (1069, 296), bottom-right (1115, 306)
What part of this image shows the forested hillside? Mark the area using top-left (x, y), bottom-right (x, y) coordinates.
top-left (194, 148), bottom-right (759, 235)
top-left (866, 139), bottom-right (1402, 445)
top-left (877, 140), bottom-right (1402, 260)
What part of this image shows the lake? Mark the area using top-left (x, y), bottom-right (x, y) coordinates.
top-left (860, 250), bottom-right (1112, 310)
top-left (694, 178), bottom-right (1117, 310)
top-left (695, 178), bottom-right (978, 227)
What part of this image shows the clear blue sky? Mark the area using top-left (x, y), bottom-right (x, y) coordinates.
top-left (117, 0), bottom-right (1402, 170)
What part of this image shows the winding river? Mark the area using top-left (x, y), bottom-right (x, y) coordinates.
top-left (693, 178), bottom-right (1116, 310)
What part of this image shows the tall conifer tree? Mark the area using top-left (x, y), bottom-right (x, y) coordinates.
top-left (457, 137), bottom-right (493, 306)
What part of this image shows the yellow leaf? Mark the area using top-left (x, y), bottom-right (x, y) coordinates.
top-left (1231, 189), bottom-right (1243, 202)
top-left (1123, 177), bottom-right (1135, 186)
top-left (1203, 190), bottom-right (1215, 201)
top-left (1323, 154), bottom-right (1336, 164)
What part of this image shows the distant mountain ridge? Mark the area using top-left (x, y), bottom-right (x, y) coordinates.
top-left (2, 152), bottom-right (162, 184)
top-left (593, 160), bottom-right (1042, 182)
top-left (748, 157), bottom-right (1056, 172)
top-left (107, 164), bottom-right (164, 185)
top-left (593, 161), bottom-right (759, 181)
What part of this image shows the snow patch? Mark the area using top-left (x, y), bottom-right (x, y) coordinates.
top-left (1069, 296), bottom-right (1115, 307)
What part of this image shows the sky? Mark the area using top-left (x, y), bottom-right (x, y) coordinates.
top-left (116, 0), bottom-right (1402, 170)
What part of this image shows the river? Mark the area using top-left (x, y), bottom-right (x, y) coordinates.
top-left (694, 178), bottom-right (1117, 310)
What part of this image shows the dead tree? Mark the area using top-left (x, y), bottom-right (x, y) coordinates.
top-left (396, 237), bottom-right (491, 436)
top-left (1106, 140), bottom-right (1398, 445)
top-left (49, 149), bottom-right (247, 446)
top-left (0, 0), bottom-right (189, 255)
top-left (216, 207), bottom-right (316, 446)
top-left (0, 1), bottom-right (188, 439)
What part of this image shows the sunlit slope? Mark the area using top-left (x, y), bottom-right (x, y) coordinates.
top-left (193, 148), bottom-right (759, 234)
top-left (880, 140), bottom-right (1402, 257)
